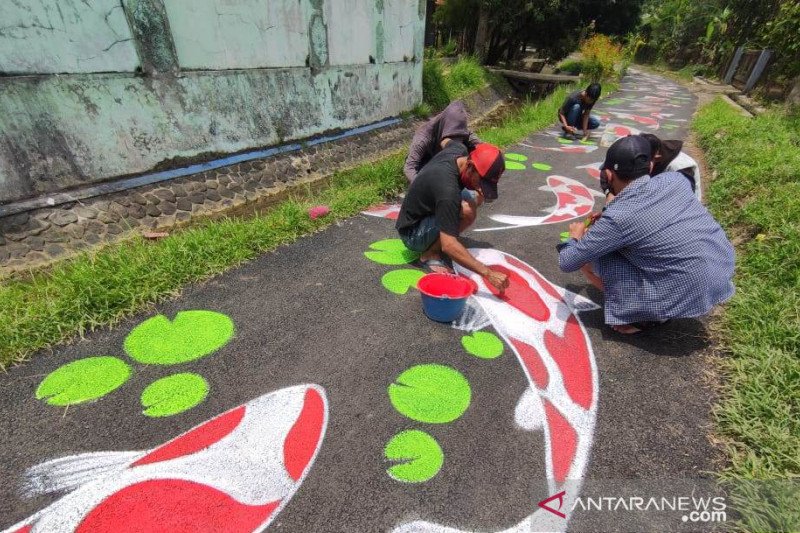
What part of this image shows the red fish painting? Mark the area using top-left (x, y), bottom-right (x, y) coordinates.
top-left (395, 249), bottom-right (600, 532)
top-left (362, 203), bottom-right (402, 220)
top-left (477, 176), bottom-right (603, 232)
top-left (3, 386), bottom-right (328, 533)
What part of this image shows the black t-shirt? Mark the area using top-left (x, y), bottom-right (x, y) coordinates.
top-left (559, 90), bottom-right (594, 116)
top-left (396, 142), bottom-right (466, 237)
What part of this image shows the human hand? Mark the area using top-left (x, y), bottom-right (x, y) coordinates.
top-left (485, 269), bottom-right (510, 293)
top-left (569, 221), bottom-right (587, 240)
top-left (582, 134), bottom-right (590, 142)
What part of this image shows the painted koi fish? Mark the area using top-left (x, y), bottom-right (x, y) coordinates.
top-left (599, 123), bottom-right (643, 148)
top-left (607, 111), bottom-right (659, 127)
top-left (2, 385), bottom-right (328, 533)
top-left (362, 203), bottom-right (402, 220)
top-left (395, 249), bottom-right (600, 532)
top-left (529, 145), bottom-right (598, 154)
top-left (477, 176), bottom-right (602, 232)
top-left (576, 162), bottom-right (602, 180)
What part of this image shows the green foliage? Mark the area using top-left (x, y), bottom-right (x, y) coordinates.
top-left (580, 34), bottom-right (624, 81)
top-left (440, 39), bottom-right (458, 58)
top-left (693, 98), bottom-right (800, 531)
top-left (676, 63), bottom-right (708, 81)
top-left (640, 0), bottom-right (798, 81)
top-left (422, 56), bottom-right (490, 112)
top-left (432, 0), bottom-right (642, 65)
top-left (760, 1), bottom-right (800, 81)
top-left (422, 58), bottom-right (450, 111)
top-left (446, 56), bottom-right (489, 97)
top-left (557, 59), bottom-right (584, 74)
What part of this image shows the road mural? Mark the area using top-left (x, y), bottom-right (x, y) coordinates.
top-left (363, 239), bottom-right (600, 531)
top-left (4, 386), bottom-right (328, 533)
top-left (477, 176), bottom-right (603, 232)
top-left (1, 69), bottom-right (701, 532)
top-left (362, 203), bottom-right (402, 220)
top-left (34, 311), bottom-right (233, 417)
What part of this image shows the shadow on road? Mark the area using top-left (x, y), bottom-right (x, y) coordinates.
top-left (566, 283), bottom-right (711, 358)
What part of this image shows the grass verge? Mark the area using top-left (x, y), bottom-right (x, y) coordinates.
top-left (693, 98), bottom-right (800, 530)
top-left (0, 70), bottom-right (621, 369)
top-left (422, 56), bottom-right (499, 112)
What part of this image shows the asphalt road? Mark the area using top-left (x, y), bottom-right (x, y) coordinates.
top-left (0, 69), bottom-right (724, 533)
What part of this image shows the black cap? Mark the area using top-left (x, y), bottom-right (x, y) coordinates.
top-left (601, 135), bottom-right (651, 179)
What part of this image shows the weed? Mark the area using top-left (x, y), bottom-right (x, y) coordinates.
top-left (422, 56), bottom-right (492, 112)
top-left (693, 97), bottom-right (800, 531)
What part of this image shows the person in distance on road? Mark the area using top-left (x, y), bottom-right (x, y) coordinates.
top-left (558, 82), bottom-right (602, 141)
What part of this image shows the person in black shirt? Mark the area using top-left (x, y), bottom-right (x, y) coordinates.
top-left (396, 142), bottom-right (510, 292)
top-left (558, 83), bottom-right (601, 141)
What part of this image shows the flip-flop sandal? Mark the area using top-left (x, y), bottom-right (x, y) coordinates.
top-left (416, 258), bottom-right (453, 274)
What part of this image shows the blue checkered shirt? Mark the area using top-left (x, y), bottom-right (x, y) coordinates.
top-left (558, 173), bottom-right (735, 325)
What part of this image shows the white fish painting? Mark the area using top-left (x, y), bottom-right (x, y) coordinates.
top-left (3, 385), bottom-right (328, 533)
top-left (394, 249), bottom-right (600, 532)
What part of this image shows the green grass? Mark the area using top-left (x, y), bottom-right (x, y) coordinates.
top-left (556, 59), bottom-right (584, 74)
top-left (0, 155), bottom-right (405, 369)
top-left (693, 98), bottom-right (800, 530)
top-left (422, 56), bottom-right (494, 112)
top-left (0, 72), bottom-right (605, 369)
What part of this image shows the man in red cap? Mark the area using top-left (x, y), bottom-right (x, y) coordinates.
top-left (396, 141), bottom-right (510, 293)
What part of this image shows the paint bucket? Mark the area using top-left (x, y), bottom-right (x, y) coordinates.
top-left (416, 273), bottom-right (477, 323)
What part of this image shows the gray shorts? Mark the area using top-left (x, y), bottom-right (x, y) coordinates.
top-left (398, 215), bottom-right (439, 253)
top-left (398, 190), bottom-right (474, 253)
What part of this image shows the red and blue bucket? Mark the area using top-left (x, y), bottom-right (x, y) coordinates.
top-left (416, 273), bottom-right (478, 323)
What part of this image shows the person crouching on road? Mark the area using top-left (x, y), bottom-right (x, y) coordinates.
top-left (396, 142), bottom-right (510, 293)
top-left (558, 83), bottom-right (602, 141)
top-left (404, 100), bottom-right (482, 184)
top-left (557, 135), bottom-right (735, 334)
top-left (640, 133), bottom-right (702, 200)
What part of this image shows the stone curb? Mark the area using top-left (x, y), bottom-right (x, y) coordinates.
top-left (0, 84), bottom-right (511, 277)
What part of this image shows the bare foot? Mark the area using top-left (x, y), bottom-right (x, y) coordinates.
top-left (611, 324), bottom-right (642, 335)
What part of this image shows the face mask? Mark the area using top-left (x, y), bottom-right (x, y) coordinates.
top-left (460, 164), bottom-right (473, 187)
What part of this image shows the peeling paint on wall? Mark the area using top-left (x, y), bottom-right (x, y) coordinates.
top-left (0, 0), bottom-right (425, 204)
top-left (0, 64), bottom-right (421, 203)
top-left (0, 0), bottom-right (140, 74)
top-left (308, 0), bottom-right (329, 71)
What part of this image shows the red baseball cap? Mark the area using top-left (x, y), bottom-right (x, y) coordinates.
top-left (469, 143), bottom-right (505, 200)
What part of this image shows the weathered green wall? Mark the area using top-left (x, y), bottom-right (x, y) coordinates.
top-left (0, 0), bottom-right (425, 204)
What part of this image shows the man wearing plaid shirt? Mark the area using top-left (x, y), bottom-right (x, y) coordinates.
top-left (557, 136), bottom-right (735, 334)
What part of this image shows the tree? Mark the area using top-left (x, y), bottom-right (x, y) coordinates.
top-left (432, 0), bottom-right (644, 65)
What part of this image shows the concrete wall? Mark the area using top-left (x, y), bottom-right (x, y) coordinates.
top-left (0, 0), bottom-right (425, 204)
